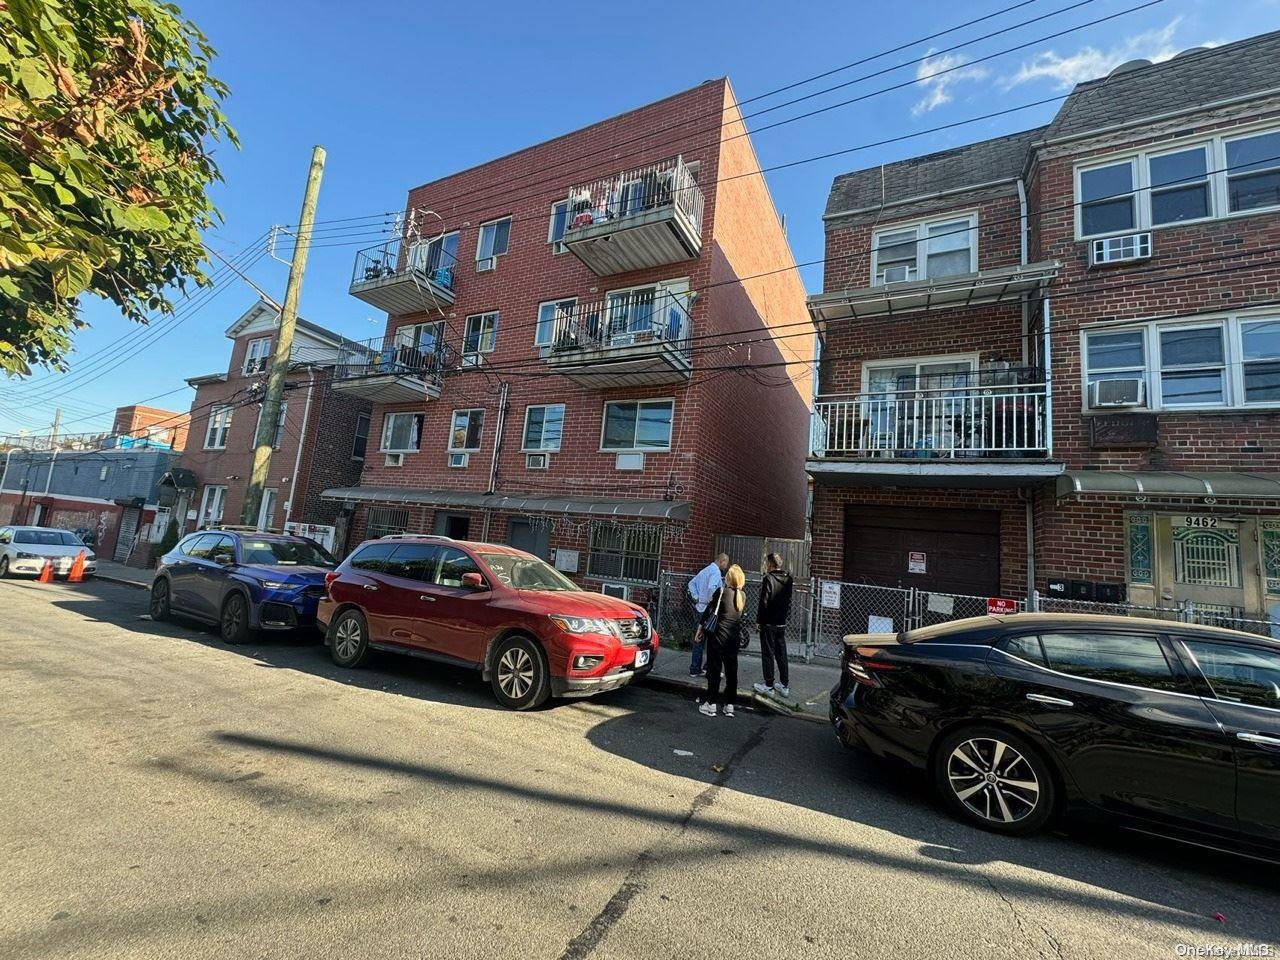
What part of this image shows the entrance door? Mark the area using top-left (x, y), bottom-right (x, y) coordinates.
top-left (434, 513), bottom-right (471, 540)
top-left (257, 488), bottom-right (278, 531)
top-left (1159, 515), bottom-right (1257, 621)
top-left (843, 505), bottom-right (1000, 595)
top-left (506, 518), bottom-right (549, 559)
top-left (114, 507), bottom-right (140, 562)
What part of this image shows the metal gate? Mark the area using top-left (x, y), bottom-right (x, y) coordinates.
top-left (113, 508), bottom-right (140, 562)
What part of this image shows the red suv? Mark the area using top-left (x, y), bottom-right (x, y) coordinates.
top-left (317, 535), bottom-right (658, 709)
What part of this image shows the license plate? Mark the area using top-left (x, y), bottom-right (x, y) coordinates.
top-left (635, 649), bottom-right (651, 668)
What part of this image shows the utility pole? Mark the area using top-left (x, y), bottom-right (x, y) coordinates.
top-left (48, 408), bottom-right (60, 449)
top-left (241, 145), bottom-right (325, 528)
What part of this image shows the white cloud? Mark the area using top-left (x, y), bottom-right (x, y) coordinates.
top-left (1003, 18), bottom-right (1214, 90)
top-left (912, 49), bottom-right (990, 116)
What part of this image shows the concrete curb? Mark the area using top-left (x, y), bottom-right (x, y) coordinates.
top-left (640, 673), bottom-right (828, 725)
top-left (94, 573), bottom-right (149, 591)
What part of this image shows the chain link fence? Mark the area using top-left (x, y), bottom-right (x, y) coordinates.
top-left (807, 578), bottom-right (1278, 659)
top-left (655, 571), bottom-right (812, 658)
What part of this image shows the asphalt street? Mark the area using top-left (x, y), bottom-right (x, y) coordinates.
top-left (2, 576), bottom-right (1278, 959)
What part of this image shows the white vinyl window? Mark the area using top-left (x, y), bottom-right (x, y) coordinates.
top-left (243, 338), bottom-right (271, 375)
top-left (253, 402), bottom-right (288, 449)
top-left (1149, 146), bottom-right (1211, 225)
top-left (600, 399), bottom-right (674, 451)
top-left (463, 312), bottom-right (498, 357)
top-left (380, 412), bottom-right (422, 453)
top-left (871, 215), bottom-right (975, 285)
top-left (198, 485), bottom-right (226, 527)
top-left (410, 231), bottom-right (459, 282)
top-left (449, 408), bottom-right (485, 452)
top-left (1079, 161), bottom-right (1136, 237)
top-left (1083, 313), bottom-right (1280, 410)
top-left (475, 217), bottom-right (511, 269)
top-left (522, 404), bottom-right (565, 452)
top-left (547, 201), bottom-right (569, 252)
top-left (204, 406), bottom-right (233, 449)
top-left (535, 298), bottom-right (576, 347)
top-left (1225, 130), bottom-right (1280, 213)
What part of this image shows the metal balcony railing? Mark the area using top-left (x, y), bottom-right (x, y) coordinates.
top-left (811, 374), bottom-right (1049, 459)
top-left (563, 156), bottom-right (704, 241)
top-left (351, 236), bottom-right (456, 293)
top-left (548, 290), bottom-right (692, 357)
top-left (334, 335), bottom-right (448, 388)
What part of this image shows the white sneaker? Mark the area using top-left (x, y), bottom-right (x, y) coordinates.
top-left (753, 682), bottom-right (772, 696)
top-left (723, 704), bottom-right (735, 718)
top-left (774, 684), bottom-right (791, 699)
top-left (698, 702), bottom-right (718, 717)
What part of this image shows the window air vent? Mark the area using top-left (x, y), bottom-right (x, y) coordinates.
top-left (476, 257), bottom-right (496, 273)
top-left (526, 453), bottom-right (548, 470)
top-left (1090, 232), bottom-right (1151, 266)
top-left (1089, 378), bottom-right (1146, 408)
top-left (449, 452), bottom-right (470, 468)
top-left (615, 452), bottom-right (645, 471)
top-left (601, 583), bottom-right (628, 599)
top-left (384, 453), bottom-right (404, 467)
top-left (878, 265), bottom-right (917, 284)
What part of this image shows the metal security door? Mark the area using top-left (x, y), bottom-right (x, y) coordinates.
top-left (114, 508), bottom-right (140, 562)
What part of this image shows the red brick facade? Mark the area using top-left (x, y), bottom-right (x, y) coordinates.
top-left (110, 405), bottom-right (189, 451)
top-left (811, 50), bottom-right (1280, 621)
top-left (338, 80), bottom-right (812, 596)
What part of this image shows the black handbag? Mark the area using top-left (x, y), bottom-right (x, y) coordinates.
top-left (700, 588), bottom-right (723, 636)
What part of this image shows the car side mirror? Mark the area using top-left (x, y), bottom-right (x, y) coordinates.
top-left (214, 554), bottom-right (234, 566)
top-left (461, 571), bottom-right (486, 590)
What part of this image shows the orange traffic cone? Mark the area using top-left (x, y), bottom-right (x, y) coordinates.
top-left (37, 559), bottom-right (53, 583)
top-left (68, 551), bottom-right (85, 583)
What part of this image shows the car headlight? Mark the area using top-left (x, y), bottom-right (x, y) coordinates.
top-left (549, 614), bottom-right (619, 636)
top-left (257, 579), bottom-right (290, 591)
top-left (16, 552), bottom-right (40, 560)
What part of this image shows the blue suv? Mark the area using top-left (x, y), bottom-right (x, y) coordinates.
top-left (150, 528), bottom-right (337, 644)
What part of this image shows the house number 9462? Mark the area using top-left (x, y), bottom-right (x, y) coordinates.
top-left (1182, 515), bottom-right (1219, 528)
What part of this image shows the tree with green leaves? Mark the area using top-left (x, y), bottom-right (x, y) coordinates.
top-left (0, 0), bottom-right (235, 375)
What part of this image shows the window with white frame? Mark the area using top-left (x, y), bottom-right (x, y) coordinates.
top-left (204, 406), bottom-right (233, 449)
top-left (198, 485), bottom-right (226, 527)
top-left (1077, 126), bottom-right (1280, 238)
top-left (586, 523), bottom-right (661, 585)
top-left (1083, 314), bottom-right (1280, 410)
top-left (475, 217), bottom-right (511, 268)
top-left (381, 412), bottom-right (422, 453)
top-left (463, 311), bottom-right (498, 357)
top-left (410, 231), bottom-right (459, 279)
top-left (352, 413), bottom-right (370, 460)
top-left (449, 409), bottom-right (484, 451)
top-left (243, 338), bottom-right (271, 375)
top-left (535, 298), bottom-right (575, 347)
top-left (522, 404), bottom-right (564, 451)
top-left (871, 216), bottom-right (975, 285)
top-left (547, 201), bottom-right (569, 252)
top-left (253, 402), bottom-right (288, 449)
top-left (601, 399), bottom-right (673, 451)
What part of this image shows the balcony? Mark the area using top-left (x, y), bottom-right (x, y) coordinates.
top-left (349, 237), bottom-right (455, 315)
top-left (562, 156), bottom-right (704, 276)
top-left (331, 336), bottom-right (445, 404)
top-left (544, 291), bottom-right (691, 387)
top-left (808, 369), bottom-right (1062, 488)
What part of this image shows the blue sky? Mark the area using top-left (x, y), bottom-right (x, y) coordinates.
top-left (5, 0), bottom-right (1278, 436)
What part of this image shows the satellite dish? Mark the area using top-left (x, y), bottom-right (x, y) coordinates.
top-left (1108, 59), bottom-right (1151, 77)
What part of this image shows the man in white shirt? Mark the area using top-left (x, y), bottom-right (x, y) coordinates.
top-left (686, 553), bottom-right (728, 678)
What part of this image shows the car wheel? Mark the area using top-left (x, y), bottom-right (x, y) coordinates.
top-left (329, 609), bottom-right (369, 668)
top-left (933, 725), bottom-right (1057, 836)
top-left (150, 578), bottom-right (172, 622)
top-left (220, 592), bottom-right (253, 645)
top-left (490, 635), bottom-right (550, 711)
top-left (0, 555), bottom-right (9, 578)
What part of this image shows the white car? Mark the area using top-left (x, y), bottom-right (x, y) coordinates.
top-left (0, 526), bottom-right (98, 579)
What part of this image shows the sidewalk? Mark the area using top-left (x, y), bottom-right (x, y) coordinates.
top-left (644, 639), bottom-right (839, 724)
top-left (94, 560), bottom-right (152, 590)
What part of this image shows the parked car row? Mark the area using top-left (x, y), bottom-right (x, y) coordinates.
top-left (147, 528), bottom-right (657, 711)
top-left (0, 525), bottom-right (98, 579)
top-left (830, 613), bottom-right (1280, 860)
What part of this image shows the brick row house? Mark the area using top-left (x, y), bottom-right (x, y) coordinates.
top-left (324, 79), bottom-right (812, 600)
top-left (174, 300), bottom-right (372, 551)
top-left (809, 32), bottom-right (1280, 624)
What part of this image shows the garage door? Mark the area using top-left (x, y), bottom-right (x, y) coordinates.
top-left (843, 505), bottom-right (1000, 596)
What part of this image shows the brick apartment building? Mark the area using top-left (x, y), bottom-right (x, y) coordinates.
top-left (808, 31), bottom-right (1280, 624)
top-left (323, 79), bottom-right (811, 599)
top-left (107, 404), bottom-right (189, 451)
top-left (175, 300), bottom-right (372, 551)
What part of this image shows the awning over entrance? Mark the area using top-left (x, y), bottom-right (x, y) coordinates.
top-left (1057, 471), bottom-right (1280, 499)
top-left (807, 459), bottom-right (1064, 489)
top-left (159, 468), bottom-right (197, 490)
top-left (321, 487), bottom-right (691, 522)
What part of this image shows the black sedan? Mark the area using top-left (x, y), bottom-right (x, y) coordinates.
top-left (830, 613), bottom-right (1280, 857)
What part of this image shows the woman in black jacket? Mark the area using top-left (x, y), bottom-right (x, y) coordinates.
top-left (697, 563), bottom-right (746, 717)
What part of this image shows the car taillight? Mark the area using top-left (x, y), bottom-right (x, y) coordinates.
top-left (323, 571), bottom-right (339, 596)
top-left (845, 645), bottom-right (898, 686)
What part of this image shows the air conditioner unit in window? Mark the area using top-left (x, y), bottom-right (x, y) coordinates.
top-left (449, 452), bottom-right (469, 468)
top-left (879, 265), bottom-right (916, 284)
top-left (526, 453), bottom-right (548, 470)
top-left (461, 353), bottom-right (481, 369)
top-left (1089, 378), bottom-right (1146, 408)
top-left (601, 582), bottom-right (629, 599)
top-left (476, 257), bottom-right (496, 272)
top-left (615, 452), bottom-right (645, 471)
top-left (384, 453), bottom-right (404, 467)
top-left (1090, 232), bottom-right (1152, 266)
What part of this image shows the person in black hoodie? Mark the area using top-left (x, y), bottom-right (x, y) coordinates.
top-left (754, 553), bottom-right (794, 698)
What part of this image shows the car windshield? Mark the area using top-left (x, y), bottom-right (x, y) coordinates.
top-left (479, 553), bottom-right (578, 591)
top-left (14, 529), bottom-right (82, 546)
top-left (239, 538), bottom-right (335, 567)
